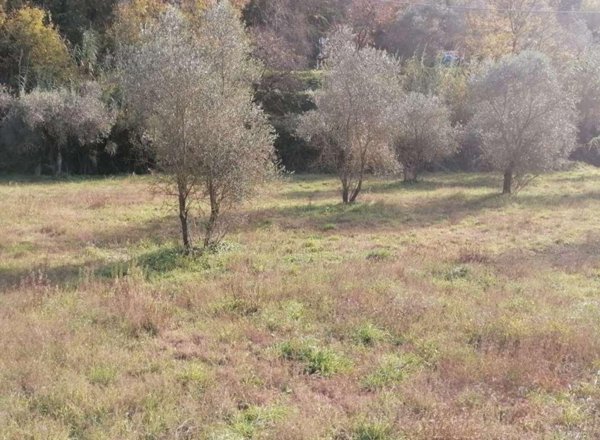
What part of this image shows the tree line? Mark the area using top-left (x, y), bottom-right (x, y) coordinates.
top-left (0, 0), bottom-right (600, 174)
top-left (0, 0), bottom-right (600, 250)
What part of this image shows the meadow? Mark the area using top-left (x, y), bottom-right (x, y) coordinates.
top-left (1, 167), bottom-right (600, 439)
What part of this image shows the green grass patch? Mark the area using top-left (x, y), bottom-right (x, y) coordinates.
top-left (362, 353), bottom-right (423, 391)
top-left (87, 365), bottom-right (118, 386)
top-left (229, 405), bottom-right (288, 438)
top-left (353, 323), bottom-right (388, 346)
top-left (278, 338), bottom-right (349, 376)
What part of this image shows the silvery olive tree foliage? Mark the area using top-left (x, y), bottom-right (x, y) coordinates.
top-left (469, 51), bottom-right (577, 194)
top-left (391, 92), bottom-right (458, 183)
top-left (0, 87), bottom-right (14, 119)
top-left (118, 3), bottom-right (275, 252)
top-left (568, 48), bottom-right (600, 147)
top-left (2, 82), bottom-right (114, 175)
top-left (298, 28), bottom-right (400, 204)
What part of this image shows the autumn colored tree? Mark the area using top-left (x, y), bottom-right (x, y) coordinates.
top-left (346, 0), bottom-right (396, 49)
top-left (112, 0), bottom-right (250, 47)
top-left (464, 0), bottom-right (572, 59)
top-left (0, 6), bottom-right (73, 90)
top-left (110, 0), bottom-right (167, 47)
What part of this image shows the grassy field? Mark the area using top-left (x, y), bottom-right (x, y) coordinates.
top-left (2, 167), bottom-right (600, 439)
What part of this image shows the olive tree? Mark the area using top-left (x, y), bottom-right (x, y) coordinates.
top-left (391, 92), bottom-right (457, 182)
top-left (469, 51), bottom-right (577, 194)
top-left (2, 82), bottom-right (114, 175)
top-left (568, 48), bottom-right (600, 146)
top-left (298, 28), bottom-right (399, 204)
top-left (118, 3), bottom-right (274, 252)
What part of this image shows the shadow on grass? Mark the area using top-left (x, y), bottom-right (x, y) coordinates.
top-left (91, 218), bottom-right (175, 247)
top-left (0, 214), bottom-right (187, 291)
top-left (366, 173), bottom-right (502, 193)
top-left (282, 173), bottom-right (502, 206)
top-left (284, 188), bottom-right (342, 200)
top-left (493, 233), bottom-right (600, 277)
top-left (1, 244), bottom-right (226, 292)
top-left (513, 191), bottom-right (600, 207)
top-left (0, 261), bottom-right (102, 293)
top-left (95, 246), bottom-right (192, 279)
top-left (0, 174), bottom-right (137, 187)
top-left (97, 244), bottom-right (235, 281)
top-left (5, 172), bottom-right (600, 291)
top-left (550, 172), bottom-right (600, 184)
top-left (1, 215), bottom-right (225, 291)
top-left (263, 176), bottom-right (600, 234)
top-left (283, 173), bottom-right (501, 200)
top-left (409, 192), bottom-right (503, 221)
top-left (246, 191), bottom-right (505, 233)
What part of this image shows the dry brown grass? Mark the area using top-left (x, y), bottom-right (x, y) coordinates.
top-left (1, 167), bottom-right (600, 438)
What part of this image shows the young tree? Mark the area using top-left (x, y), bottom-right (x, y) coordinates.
top-left (469, 51), bottom-right (576, 194)
top-left (119, 3), bottom-right (274, 252)
top-left (298, 28), bottom-right (399, 203)
top-left (391, 92), bottom-right (457, 183)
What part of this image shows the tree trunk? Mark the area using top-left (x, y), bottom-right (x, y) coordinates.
top-left (503, 169), bottom-right (513, 195)
top-left (403, 163), bottom-right (418, 183)
top-left (204, 180), bottom-right (220, 248)
top-left (55, 150), bottom-right (63, 176)
top-left (204, 208), bottom-right (219, 249)
top-left (89, 151), bottom-right (98, 175)
top-left (349, 178), bottom-right (363, 203)
top-left (34, 160), bottom-right (42, 177)
top-left (341, 179), bottom-right (350, 204)
top-left (178, 184), bottom-right (192, 253)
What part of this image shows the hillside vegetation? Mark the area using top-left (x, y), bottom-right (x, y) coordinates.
top-left (2, 168), bottom-right (600, 439)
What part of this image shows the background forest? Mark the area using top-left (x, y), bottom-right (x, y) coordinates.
top-left (1, 0), bottom-right (600, 176)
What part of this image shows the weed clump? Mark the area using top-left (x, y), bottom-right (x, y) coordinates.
top-left (353, 323), bottom-right (387, 346)
top-left (444, 265), bottom-right (469, 281)
top-left (336, 420), bottom-right (394, 440)
top-left (227, 405), bottom-right (287, 438)
top-left (366, 249), bottom-right (392, 262)
top-left (87, 365), bottom-right (117, 386)
top-left (278, 339), bottom-right (349, 376)
top-left (362, 353), bottom-right (423, 390)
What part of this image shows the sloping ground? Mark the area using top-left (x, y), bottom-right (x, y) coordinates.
top-left (1, 167), bottom-right (600, 439)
